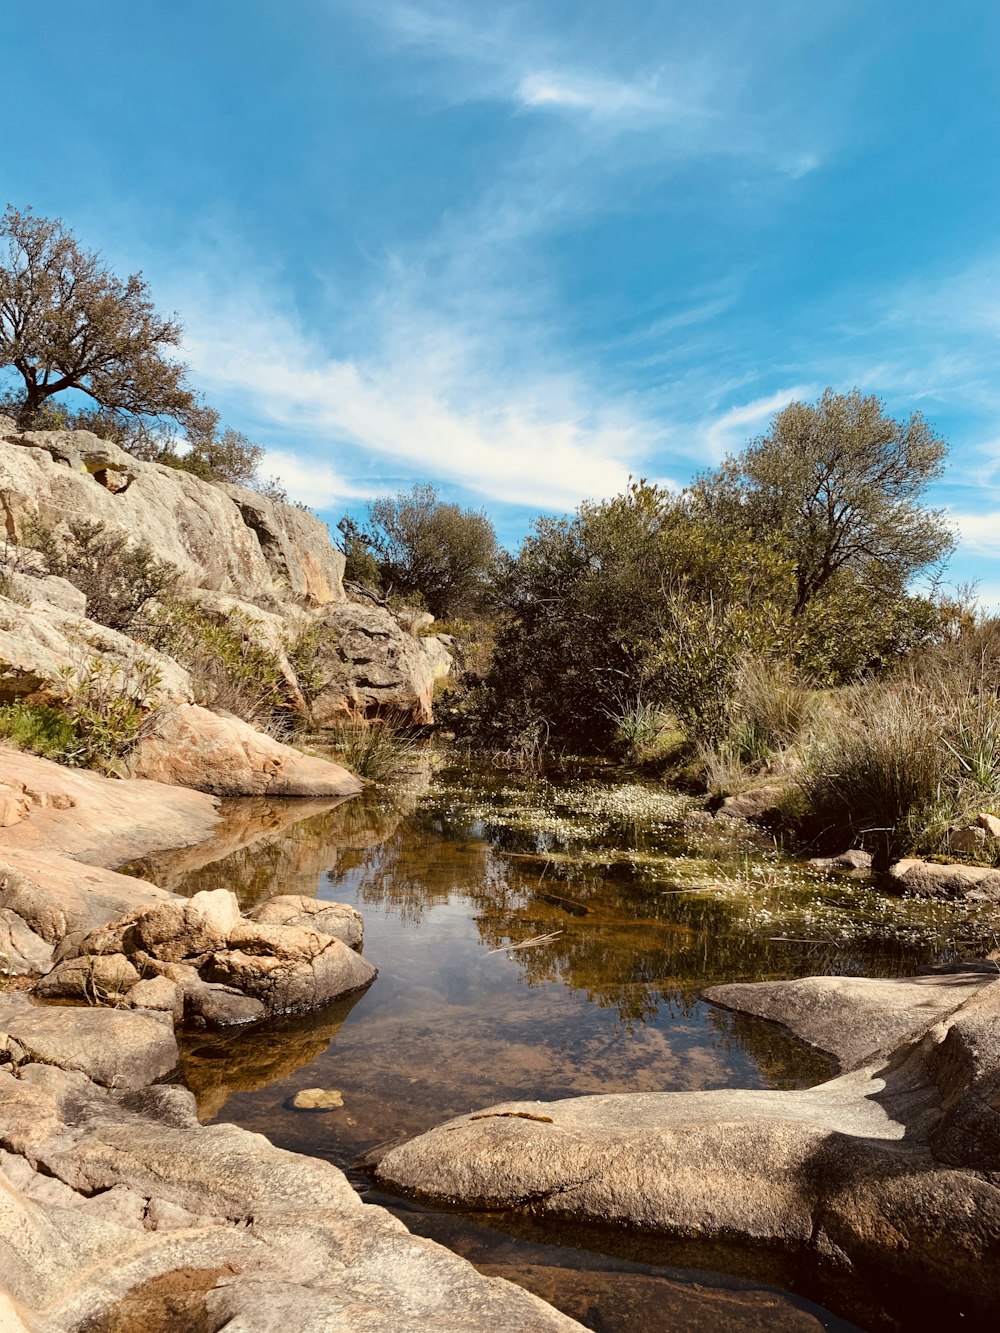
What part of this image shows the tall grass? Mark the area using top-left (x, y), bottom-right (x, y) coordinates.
top-left (329, 715), bottom-right (424, 782)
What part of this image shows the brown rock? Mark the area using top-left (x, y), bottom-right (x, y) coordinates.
top-left (948, 825), bottom-right (988, 854)
top-left (0, 909), bottom-right (54, 977)
top-left (308, 602), bottom-right (437, 725)
top-left (976, 812), bottom-right (1000, 838)
top-left (888, 857), bottom-right (1000, 900)
top-left (718, 784), bottom-right (789, 823)
top-left (33, 953), bottom-right (140, 1002)
top-left (128, 704), bottom-right (364, 797)
top-left (249, 895), bottom-right (364, 950)
top-left (0, 998), bottom-right (177, 1090)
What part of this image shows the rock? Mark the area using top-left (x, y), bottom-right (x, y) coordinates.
top-left (376, 976), bottom-right (1000, 1325)
top-left (292, 1087), bottom-right (344, 1110)
top-left (0, 998), bottom-right (177, 1089)
top-left (807, 848), bottom-right (872, 871)
top-left (0, 564), bottom-right (88, 616)
top-left (704, 971), bottom-right (992, 1072)
top-left (0, 781), bottom-right (31, 830)
top-left (0, 746), bottom-right (220, 868)
top-left (948, 824), bottom-right (988, 854)
top-left (127, 889), bottom-right (242, 963)
top-left (125, 976), bottom-right (183, 1019)
top-left (128, 703), bottom-right (364, 797)
top-left (0, 430), bottom-right (345, 608)
top-left (248, 894), bottom-right (364, 949)
top-left (0, 851), bottom-right (173, 946)
top-left (308, 602), bottom-right (437, 725)
top-left (185, 588), bottom-right (310, 712)
top-left (202, 927), bottom-right (377, 1016)
top-left (33, 953), bottom-right (140, 1001)
top-left (0, 593), bottom-right (191, 706)
top-left (718, 784), bottom-right (789, 823)
top-left (0, 909), bottom-right (53, 977)
top-left (976, 811), bottom-right (1000, 838)
top-left (421, 633), bottom-right (454, 682)
top-left (682, 809), bottom-right (716, 831)
top-left (219, 481), bottom-right (347, 607)
top-left (186, 985), bottom-right (267, 1029)
top-left (0, 1061), bottom-right (579, 1332)
top-left (887, 857), bottom-right (1000, 900)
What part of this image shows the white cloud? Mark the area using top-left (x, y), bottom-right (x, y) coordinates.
top-left (181, 291), bottom-right (645, 510)
top-left (700, 386), bottom-right (815, 461)
top-left (517, 70), bottom-right (677, 119)
top-left (953, 511), bottom-right (1000, 560)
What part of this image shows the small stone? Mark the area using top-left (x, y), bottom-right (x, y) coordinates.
top-left (976, 812), bottom-right (1000, 839)
top-left (292, 1087), bottom-right (344, 1111)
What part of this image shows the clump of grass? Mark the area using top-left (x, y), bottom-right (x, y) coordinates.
top-left (329, 715), bottom-right (424, 782)
top-left (799, 681), bottom-right (953, 865)
top-left (606, 701), bottom-right (687, 768)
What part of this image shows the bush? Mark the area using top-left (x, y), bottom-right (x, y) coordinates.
top-left (0, 700), bottom-right (80, 762)
top-left (30, 518), bottom-right (178, 632)
top-left (57, 655), bottom-right (163, 772)
top-left (144, 600), bottom-right (290, 728)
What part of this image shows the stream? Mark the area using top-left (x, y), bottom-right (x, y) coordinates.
top-left (127, 752), bottom-right (1000, 1333)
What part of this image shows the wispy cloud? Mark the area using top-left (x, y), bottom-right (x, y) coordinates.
top-left (179, 285), bottom-right (645, 511)
top-left (700, 386), bottom-right (815, 462)
top-left (516, 70), bottom-right (683, 121)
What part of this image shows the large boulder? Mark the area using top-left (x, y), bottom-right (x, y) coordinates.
top-left (309, 602), bottom-right (438, 725)
top-left (0, 745), bottom-right (220, 868)
top-left (0, 994), bottom-right (177, 1090)
top-left (375, 973), bottom-right (1000, 1324)
top-left (128, 703), bottom-right (364, 797)
top-left (219, 482), bottom-right (347, 607)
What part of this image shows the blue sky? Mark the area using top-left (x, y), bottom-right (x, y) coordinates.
top-left (5, 0), bottom-right (1000, 599)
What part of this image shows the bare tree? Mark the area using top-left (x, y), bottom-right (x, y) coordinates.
top-left (0, 205), bottom-right (209, 432)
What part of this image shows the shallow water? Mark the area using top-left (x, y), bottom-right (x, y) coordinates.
top-left (133, 754), bottom-right (999, 1331)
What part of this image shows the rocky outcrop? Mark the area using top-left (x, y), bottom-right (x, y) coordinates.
top-left (127, 703), bottom-right (364, 797)
top-left (0, 427), bottom-right (447, 731)
top-left (0, 428), bottom-right (342, 609)
top-left (0, 1013), bottom-right (581, 1332)
top-left (309, 602), bottom-right (438, 725)
top-left (0, 593), bottom-right (192, 705)
top-left (375, 970), bottom-right (1000, 1324)
top-left (717, 783), bottom-right (790, 823)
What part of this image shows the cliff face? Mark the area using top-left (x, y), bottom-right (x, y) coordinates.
top-left (0, 423), bottom-right (449, 736)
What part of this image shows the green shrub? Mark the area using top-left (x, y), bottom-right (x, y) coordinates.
top-left (605, 701), bottom-right (687, 767)
top-left (0, 700), bottom-right (80, 761)
top-left (144, 600), bottom-right (290, 727)
top-left (57, 655), bottom-right (163, 772)
top-left (29, 518), bottom-right (178, 632)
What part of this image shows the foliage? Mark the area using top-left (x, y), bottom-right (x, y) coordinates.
top-left (327, 716), bottom-right (424, 783)
top-left (54, 654), bottom-right (162, 772)
top-left (692, 387), bottom-right (954, 617)
top-left (29, 518), bottom-right (179, 632)
top-left (144, 600), bottom-right (290, 728)
top-left (605, 701), bottom-right (687, 767)
top-left (336, 516), bottom-right (381, 589)
top-left (284, 622), bottom-right (329, 705)
top-left (0, 205), bottom-right (211, 435)
top-left (350, 484), bottom-right (499, 618)
top-left (0, 700), bottom-right (79, 761)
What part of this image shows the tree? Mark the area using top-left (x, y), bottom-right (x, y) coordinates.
top-left (692, 388), bottom-right (955, 616)
top-left (358, 484), bottom-right (498, 618)
top-left (0, 205), bottom-right (210, 433)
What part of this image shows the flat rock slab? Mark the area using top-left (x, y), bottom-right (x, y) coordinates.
top-left (704, 972), bottom-right (994, 1071)
top-left (0, 997), bottom-right (177, 1090)
top-left (0, 746), bottom-right (219, 868)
